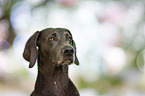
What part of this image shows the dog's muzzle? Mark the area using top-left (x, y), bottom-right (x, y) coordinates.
top-left (63, 46), bottom-right (74, 57)
top-left (57, 46), bottom-right (74, 65)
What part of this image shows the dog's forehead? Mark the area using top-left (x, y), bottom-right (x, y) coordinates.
top-left (41, 28), bottom-right (71, 37)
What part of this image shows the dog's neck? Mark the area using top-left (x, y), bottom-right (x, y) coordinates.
top-left (34, 53), bottom-right (69, 96)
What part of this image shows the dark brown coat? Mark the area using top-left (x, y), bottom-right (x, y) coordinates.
top-left (23, 28), bottom-right (79, 96)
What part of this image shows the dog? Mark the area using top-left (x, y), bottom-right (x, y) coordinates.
top-left (23, 28), bottom-right (80, 96)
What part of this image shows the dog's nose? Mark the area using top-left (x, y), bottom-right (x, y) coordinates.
top-left (63, 46), bottom-right (74, 56)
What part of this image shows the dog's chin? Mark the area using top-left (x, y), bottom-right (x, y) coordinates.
top-left (57, 59), bottom-right (73, 66)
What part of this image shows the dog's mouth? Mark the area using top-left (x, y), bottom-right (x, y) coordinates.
top-left (58, 60), bottom-right (72, 65)
top-left (57, 56), bottom-right (73, 66)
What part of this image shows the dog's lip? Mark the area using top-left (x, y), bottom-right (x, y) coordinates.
top-left (64, 56), bottom-right (73, 60)
top-left (57, 59), bottom-right (72, 65)
top-left (57, 56), bottom-right (73, 66)
top-left (58, 60), bottom-right (63, 64)
top-left (63, 59), bottom-right (72, 64)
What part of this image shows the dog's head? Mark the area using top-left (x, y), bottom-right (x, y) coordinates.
top-left (23, 28), bottom-right (79, 68)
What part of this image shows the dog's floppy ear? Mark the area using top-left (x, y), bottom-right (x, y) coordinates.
top-left (66, 29), bottom-right (79, 65)
top-left (72, 40), bottom-right (79, 65)
top-left (23, 31), bottom-right (40, 68)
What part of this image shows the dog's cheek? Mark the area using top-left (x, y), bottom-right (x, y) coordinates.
top-left (57, 54), bottom-right (63, 64)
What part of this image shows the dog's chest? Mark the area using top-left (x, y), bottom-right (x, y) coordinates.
top-left (35, 65), bottom-right (69, 96)
top-left (48, 75), bottom-right (68, 96)
top-left (53, 81), bottom-right (66, 96)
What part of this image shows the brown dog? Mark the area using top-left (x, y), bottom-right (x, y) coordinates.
top-left (23, 28), bottom-right (80, 96)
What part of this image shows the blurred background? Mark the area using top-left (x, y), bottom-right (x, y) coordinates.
top-left (0, 0), bottom-right (145, 96)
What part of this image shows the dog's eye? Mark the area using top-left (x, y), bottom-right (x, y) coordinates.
top-left (49, 37), bottom-right (55, 41)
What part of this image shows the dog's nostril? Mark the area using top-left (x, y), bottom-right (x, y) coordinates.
top-left (71, 49), bottom-right (74, 53)
top-left (63, 47), bottom-right (74, 55)
top-left (64, 50), bottom-right (69, 54)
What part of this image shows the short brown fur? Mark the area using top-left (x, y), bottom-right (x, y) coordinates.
top-left (23, 28), bottom-right (79, 96)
